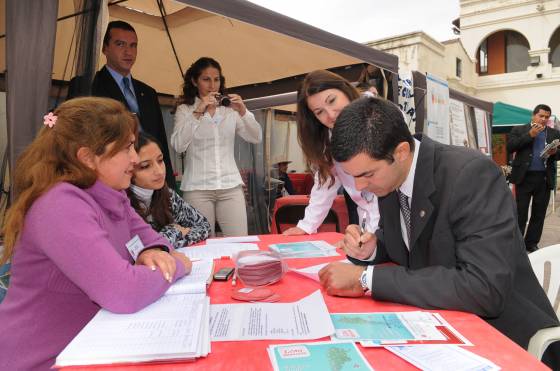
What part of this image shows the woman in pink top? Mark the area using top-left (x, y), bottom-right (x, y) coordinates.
top-left (0, 97), bottom-right (191, 370)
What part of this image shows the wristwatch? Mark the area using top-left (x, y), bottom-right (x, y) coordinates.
top-left (359, 269), bottom-right (369, 292)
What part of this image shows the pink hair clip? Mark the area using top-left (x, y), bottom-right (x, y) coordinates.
top-left (43, 112), bottom-right (57, 128)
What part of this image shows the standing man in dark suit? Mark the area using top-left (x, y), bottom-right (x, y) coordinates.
top-left (507, 104), bottom-right (560, 252)
top-left (319, 97), bottom-right (559, 364)
top-left (92, 21), bottom-right (175, 187)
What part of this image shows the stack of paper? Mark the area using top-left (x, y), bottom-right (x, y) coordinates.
top-left (177, 243), bottom-right (259, 260)
top-left (165, 259), bottom-right (214, 295)
top-left (55, 260), bottom-right (215, 367)
top-left (55, 294), bottom-right (210, 367)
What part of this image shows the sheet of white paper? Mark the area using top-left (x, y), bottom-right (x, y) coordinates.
top-left (165, 259), bottom-right (214, 295)
top-left (56, 294), bottom-right (208, 366)
top-left (209, 290), bottom-right (334, 341)
top-left (206, 236), bottom-right (260, 244)
top-left (386, 345), bottom-right (500, 371)
top-left (290, 260), bottom-right (350, 282)
top-left (177, 243), bottom-right (259, 260)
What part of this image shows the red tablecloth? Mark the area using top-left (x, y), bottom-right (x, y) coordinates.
top-left (271, 194), bottom-right (349, 234)
top-left (61, 233), bottom-right (547, 371)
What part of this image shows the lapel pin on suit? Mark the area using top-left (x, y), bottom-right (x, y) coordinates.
top-left (420, 210), bottom-right (426, 218)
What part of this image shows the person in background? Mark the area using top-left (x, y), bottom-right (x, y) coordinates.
top-left (282, 70), bottom-right (379, 237)
top-left (0, 97), bottom-right (191, 370)
top-left (274, 160), bottom-right (295, 198)
top-left (356, 81), bottom-right (379, 97)
top-left (507, 104), bottom-right (560, 252)
top-left (171, 57), bottom-right (262, 237)
top-left (91, 20), bottom-right (175, 188)
top-left (128, 132), bottom-right (210, 249)
top-left (320, 97), bottom-right (559, 368)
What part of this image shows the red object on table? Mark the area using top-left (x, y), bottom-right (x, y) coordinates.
top-left (59, 233), bottom-right (548, 371)
top-left (271, 194), bottom-right (349, 234)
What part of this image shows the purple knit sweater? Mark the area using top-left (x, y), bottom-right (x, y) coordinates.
top-left (0, 181), bottom-right (187, 370)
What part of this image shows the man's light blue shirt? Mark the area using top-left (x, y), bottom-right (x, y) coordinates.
top-left (105, 65), bottom-right (137, 99)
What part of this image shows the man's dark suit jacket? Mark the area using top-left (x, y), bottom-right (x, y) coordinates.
top-left (507, 123), bottom-right (560, 190)
top-left (91, 66), bottom-right (175, 187)
top-left (354, 135), bottom-right (558, 348)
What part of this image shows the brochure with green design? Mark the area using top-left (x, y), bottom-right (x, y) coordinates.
top-left (330, 311), bottom-right (471, 346)
top-left (268, 240), bottom-right (339, 258)
top-left (268, 341), bottom-right (373, 371)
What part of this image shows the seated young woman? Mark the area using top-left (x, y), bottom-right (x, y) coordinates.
top-left (0, 97), bottom-right (192, 371)
top-left (128, 133), bottom-right (211, 248)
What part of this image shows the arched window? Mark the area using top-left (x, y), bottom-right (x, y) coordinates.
top-left (549, 27), bottom-right (560, 67)
top-left (476, 30), bottom-right (530, 75)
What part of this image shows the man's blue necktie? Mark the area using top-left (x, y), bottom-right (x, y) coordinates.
top-left (122, 77), bottom-right (139, 114)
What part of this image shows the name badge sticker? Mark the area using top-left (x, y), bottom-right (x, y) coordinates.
top-left (125, 234), bottom-right (146, 261)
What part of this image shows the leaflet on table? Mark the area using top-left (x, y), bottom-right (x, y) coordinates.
top-left (55, 293), bottom-right (210, 367)
top-left (210, 290), bottom-right (334, 341)
top-left (165, 259), bottom-right (214, 295)
top-left (268, 240), bottom-right (339, 258)
top-left (386, 345), bottom-right (500, 371)
top-left (268, 341), bottom-right (373, 371)
top-left (289, 259), bottom-right (351, 282)
top-left (331, 311), bottom-right (471, 346)
top-left (206, 235), bottom-right (261, 244)
top-left (176, 243), bottom-right (259, 260)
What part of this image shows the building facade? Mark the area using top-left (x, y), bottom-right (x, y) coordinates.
top-left (367, 0), bottom-right (560, 112)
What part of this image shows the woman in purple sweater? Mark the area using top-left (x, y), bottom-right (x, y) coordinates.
top-left (0, 97), bottom-right (192, 370)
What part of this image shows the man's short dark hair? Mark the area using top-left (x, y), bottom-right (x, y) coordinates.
top-left (330, 97), bottom-right (414, 163)
top-left (103, 21), bottom-right (136, 46)
top-left (533, 104), bottom-right (552, 115)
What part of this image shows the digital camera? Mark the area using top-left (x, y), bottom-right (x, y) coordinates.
top-left (215, 94), bottom-right (231, 107)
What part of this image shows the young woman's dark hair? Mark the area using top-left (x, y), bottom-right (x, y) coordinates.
top-left (296, 70), bottom-right (360, 186)
top-left (127, 133), bottom-right (173, 230)
top-left (179, 57), bottom-right (227, 106)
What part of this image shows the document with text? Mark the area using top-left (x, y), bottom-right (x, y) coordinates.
top-left (177, 243), bottom-right (259, 260)
top-left (386, 345), bottom-right (500, 371)
top-left (164, 259), bottom-right (214, 295)
top-left (210, 290), bottom-right (334, 341)
top-left (206, 236), bottom-right (261, 244)
top-left (55, 293), bottom-right (210, 367)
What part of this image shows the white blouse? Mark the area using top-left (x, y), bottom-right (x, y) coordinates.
top-left (296, 162), bottom-right (380, 234)
top-left (171, 98), bottom-right (262, 192)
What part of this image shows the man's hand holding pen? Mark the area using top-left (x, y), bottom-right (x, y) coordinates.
top-left (342, 224), bottom-right (377, 260)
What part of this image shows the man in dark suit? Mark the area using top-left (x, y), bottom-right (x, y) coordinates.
top-left (507, 104), bottom-right (560, 252)
top-left (92, 21), bottom-right (175, 187)
top-left (319, 97), bottom-right (559, 363)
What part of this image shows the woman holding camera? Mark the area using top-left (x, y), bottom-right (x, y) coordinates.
top-left (171, 57), bottom-right (262, 237)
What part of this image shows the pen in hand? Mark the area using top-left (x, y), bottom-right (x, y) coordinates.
top-left (359, 211), bottom-right (367, 249)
